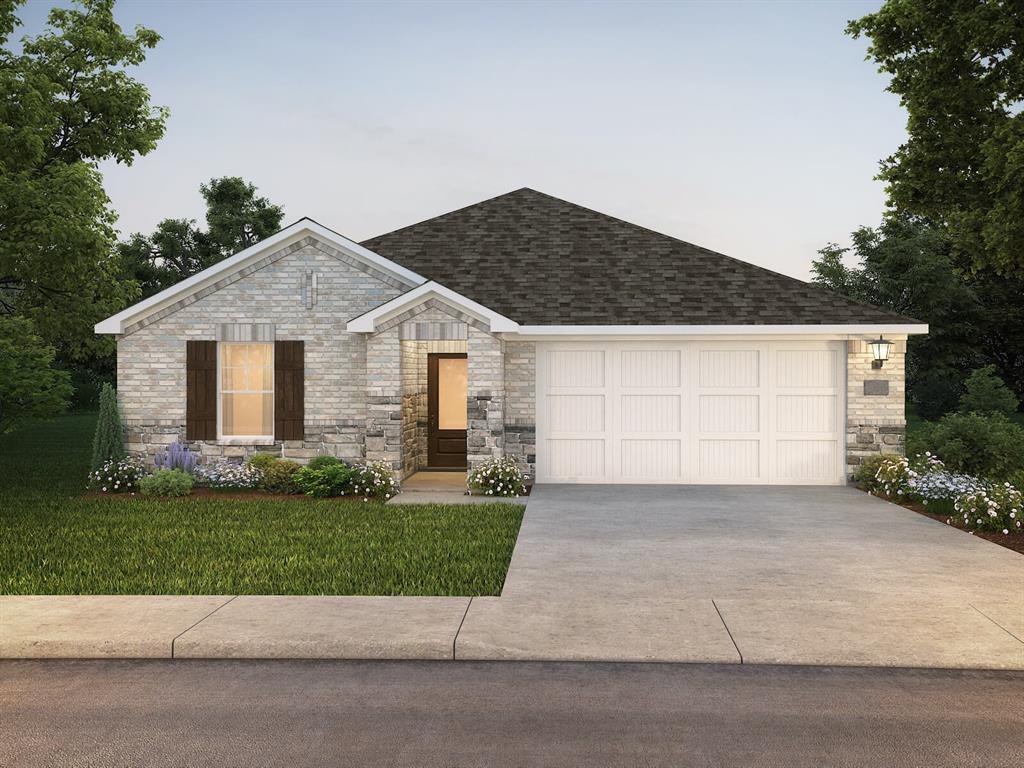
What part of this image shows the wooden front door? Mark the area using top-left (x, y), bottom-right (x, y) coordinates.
top-left (427, 353), bottom-right (468, 468)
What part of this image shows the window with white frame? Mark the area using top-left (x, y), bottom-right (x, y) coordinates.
top-left (218, 342), bottom-right (274, 438)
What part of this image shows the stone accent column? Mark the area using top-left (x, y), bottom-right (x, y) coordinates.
top-left (846, 338), bottom-right (907, 476)
top-left (503, 340), bottom-right (536, 479)
top-left (366, 326), bottom-right (403, 470)
top-left (467, 326), bottom-right (504, 468)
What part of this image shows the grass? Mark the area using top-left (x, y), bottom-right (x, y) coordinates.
top-left (1, 414), bottom-right (523, 595)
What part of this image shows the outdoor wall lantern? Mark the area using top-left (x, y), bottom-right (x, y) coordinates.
top-left (869, 336), bottom-right (893, 369)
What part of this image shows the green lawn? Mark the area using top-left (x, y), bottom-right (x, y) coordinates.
top-left (1, 414), bottom-right (523, 595)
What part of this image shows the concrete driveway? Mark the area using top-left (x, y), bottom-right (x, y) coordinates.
top-left (456, 485), bottom-right (1024, 668)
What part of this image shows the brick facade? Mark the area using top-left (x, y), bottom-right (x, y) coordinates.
top-left (845, 338), bottom-right (907, 476)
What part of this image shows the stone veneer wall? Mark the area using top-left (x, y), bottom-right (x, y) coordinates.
top-left (503, 340), bottom-right (536, 478)
top-left (117, 235), bottom-right (408, 464)
top-left (467, 326), bottom-right (505, 468)
top-left (399, 337), bottom-right (466, 478)
top-left (846, 338), bottom-right (907, 476)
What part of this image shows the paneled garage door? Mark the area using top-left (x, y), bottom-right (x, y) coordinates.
top-left (535, 341), bottom-right (846, 485)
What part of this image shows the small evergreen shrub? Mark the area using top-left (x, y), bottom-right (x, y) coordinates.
top-left (294, 462), bottom-right (356, 498)
top-left (259, 458), bottom-right (302, 494)
top-left (88, 456), bottom-right (147, 494)
top-left (247, 453), bottom-right (278, 473)
top-left (958, 365), bottom-right (1020, 416)
top-left (954, 483), bottom-right (1023, 534)
top-left (467, 456), bottom-right (527, 497)
top-left (853, 455), bottom-right (887, 490)
top-left (139, 468), bottom-right (194, 497)
top-left (918, 412), bottom-right (1024, 480)
top-left (349, 461), bottom-right (400, 501)
top-left (154, 441), bottom-right (198, 473)
top-left (193, 460), bottom-right (261, 490)
top-left (306, 455), bottom-right (341, 471)
top-left (91, 383), bottom-right (125, 471)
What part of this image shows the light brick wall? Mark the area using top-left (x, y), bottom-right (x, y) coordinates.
top-left (467, 326), bottom-right (505, 468)
top-left (846, 338), bottom-right (907, 475)
top-left (503, 340), bottom-right (536, 478)
top-left (116, 237), bottom-right (407, 464)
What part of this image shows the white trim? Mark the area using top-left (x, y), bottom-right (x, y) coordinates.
top-left (345, 281), bottom-right (520, 333)
top-left (512, 324), bottom-right (928, 337)
top-left (95, 219), bottom-right (427, 334)
top-left (217, 341), bottom-right (275, 442)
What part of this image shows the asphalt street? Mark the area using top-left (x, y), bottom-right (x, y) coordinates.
top-left (2, 660), bottom-right (1022, 767)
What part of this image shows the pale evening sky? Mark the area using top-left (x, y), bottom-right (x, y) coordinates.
top-left (19, 0), bottom-right (903, 280)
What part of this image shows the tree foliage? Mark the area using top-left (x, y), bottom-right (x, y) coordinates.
top-left (90, 382), bottom-right (125, 470)
top-left (958, 365), bottom-right (1020, 416)
top-left (848, 1), bottom-right (1024, 274)
top-left (0, 315), bottom-right (72, 433)
top-left (119, 177), bottom-right (285, 298)
top-left (0, 0), bottom-right (165, 360)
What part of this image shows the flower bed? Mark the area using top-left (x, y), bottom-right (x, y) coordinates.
top-left (858, 453), bottom-right (1024, 554)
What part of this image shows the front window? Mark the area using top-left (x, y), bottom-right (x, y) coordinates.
top-left (218, 342), bottom-right (273, 438)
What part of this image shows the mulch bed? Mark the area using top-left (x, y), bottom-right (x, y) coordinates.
top-left (901, 500), bottom-right (1024, 556)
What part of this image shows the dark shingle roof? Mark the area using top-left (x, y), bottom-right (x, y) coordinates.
top-left (360, 188), bottom-right (918, 326)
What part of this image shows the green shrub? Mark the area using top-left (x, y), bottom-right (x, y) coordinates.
top-left (918, 412), bottom-right (1024, 480)
top-left (853, 455), bottom-right (887, 490)
top-left (958, 365), bottom-right (1019, 416)
top-left (349, 461), bottom-right (400, 501)
top-left (294, 462), bottom-right (355, 497)
top-left (247, 453), bottom-right (278, 472)
top-left (306, 455), bottom-right (341, 471)
top-left (259, 458), bottom-right (301, 494)
top-left (467, 456), bottom-right (527, 497)
top-left (90, 383), bottom-right (125, 471)
top-left (954, 483), bottom-right (1023, 534)
top-left (139, 468), bottom-right (194, 497)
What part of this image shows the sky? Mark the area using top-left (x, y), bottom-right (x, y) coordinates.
top-left (18, 0), bottom-right (904, 280)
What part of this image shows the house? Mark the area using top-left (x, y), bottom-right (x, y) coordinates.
top-left (97, 188), bottom-right (927, 485)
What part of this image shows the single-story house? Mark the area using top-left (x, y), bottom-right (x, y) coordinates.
top-left (97, 188), bottom-right (927, 485)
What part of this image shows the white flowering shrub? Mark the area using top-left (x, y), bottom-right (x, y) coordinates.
top-left (953, 483), bottom-right (1023, 534)
top-left (193, 460), bottom-right (261, 490)
top-left (873, 455), bottom-right (914, 498)
top-left (88, 456), bottom-right (147, 494)
top-left (467, 456), bottom-right (527, 497)
top-left (349, 461), bottom-right (399, 501)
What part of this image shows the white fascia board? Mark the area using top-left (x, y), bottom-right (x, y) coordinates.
top-left (509, 323), bottom-right (929, 338)
top-left (95, 219), bottom-right (427, 334)
top-left (346, 281), bottom-right (520, 333)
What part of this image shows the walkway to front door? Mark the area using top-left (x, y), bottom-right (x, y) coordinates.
top-left (427, 353), bottom-right (467, 468)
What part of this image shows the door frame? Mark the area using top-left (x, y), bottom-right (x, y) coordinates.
top-left (427, 352), bottom-right (468, 469)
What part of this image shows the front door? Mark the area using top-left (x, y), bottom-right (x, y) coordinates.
top-left (427, 353), bottom-right (468, 468)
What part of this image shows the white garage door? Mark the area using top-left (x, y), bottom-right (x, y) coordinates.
top-left (536, 341), bottom-right (845, 485)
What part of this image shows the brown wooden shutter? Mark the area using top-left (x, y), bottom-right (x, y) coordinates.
top-left (275, 340), bottom-right (304, 440)
top-left (186, 340), bottom-right (217, 440)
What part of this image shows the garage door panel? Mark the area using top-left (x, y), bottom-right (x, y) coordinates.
top-left (621, 349), bottom-right (681, 387)
top-left (548, 394), bottom-right (605, 433)
top-left (622, 394), bottom-right (681, 432)
top-left (699, 439), bottom-right (760, 480)
top-left (776, 394), bottom-right (836, 433)
top-left (621, 439), bottom-right (681, 479)
top-left (775, 440), bottom-right (838, 482)
top-left (548, 439), bottom-right (605, 479)
top-left (776, 349), bottom-right (838, 388)
top-left (699, 349), bottom-right (759, 388)
top-left (699, 394), bottom-right (759, 433)
top-left (549, 349), bottom-right (605, 387)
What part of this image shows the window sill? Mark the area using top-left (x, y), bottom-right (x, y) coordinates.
top-left (217, 437), bottom-right (276, 446)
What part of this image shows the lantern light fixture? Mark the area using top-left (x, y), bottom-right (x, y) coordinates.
top-left (869, 336), bottom-right (893, 369)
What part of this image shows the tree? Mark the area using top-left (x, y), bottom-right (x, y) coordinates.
top-left (90, 382), bottom-right (125, 470)
top-left (0, 316), bottom-right (73, 433)
top-left (959, 365), bottom-right (1020, 416)
top-left (0, 0), bottom-right (165, 361)
top-left (848, 1), bottom-right (1024, 275)
top-left (119, 177), bottom-right (285, 298)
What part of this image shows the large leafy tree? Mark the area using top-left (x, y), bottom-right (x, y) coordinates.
top-left (0, 0), bottom-right (165, 362)
top-left (0, 316), bottom-right (73, 434)
top-left (848, 1), bottom-right (1024, 275)
top-left (119, 177), bottom-right (285, 298)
